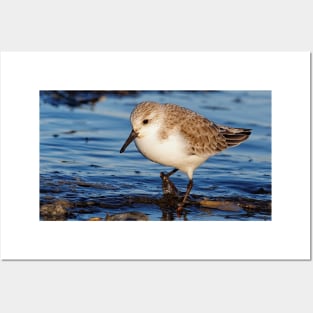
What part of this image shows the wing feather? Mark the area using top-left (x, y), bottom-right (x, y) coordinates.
top-left (163, 104), bottom-right (251, 156)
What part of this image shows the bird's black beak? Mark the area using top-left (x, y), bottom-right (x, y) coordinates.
top-left (120, 129), bottom-right (138, 153)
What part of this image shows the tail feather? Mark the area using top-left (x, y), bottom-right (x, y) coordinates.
top-left (219, 126), bottom-right (252, 148)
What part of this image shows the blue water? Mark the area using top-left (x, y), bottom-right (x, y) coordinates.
top-left (40, 91), bottom-right (271, 221)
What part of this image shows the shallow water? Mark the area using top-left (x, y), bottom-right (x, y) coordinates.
top-left (40, 91), bottom-right (271, 221)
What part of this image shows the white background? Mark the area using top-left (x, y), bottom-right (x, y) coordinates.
top-left (1, 52), bottom-right (310, 260)
top-left (0, 1), bottom-right (312, 313)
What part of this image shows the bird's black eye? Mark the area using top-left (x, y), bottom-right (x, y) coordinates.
top-left (143, 119), bottom-right (149, 124)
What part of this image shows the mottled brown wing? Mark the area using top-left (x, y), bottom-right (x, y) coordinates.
top-left (163, 104), bottom-right (228, 155)
top-left (179, 116), bottom-right (229, 155)
top-left (163, 104), bottom-right (251, 156)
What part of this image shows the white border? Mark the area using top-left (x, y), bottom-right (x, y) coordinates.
top-left (0, 52), bottom-right (310, 259)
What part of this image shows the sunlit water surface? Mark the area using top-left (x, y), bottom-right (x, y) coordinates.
top-left (40, 91), bottom-right (271, 221)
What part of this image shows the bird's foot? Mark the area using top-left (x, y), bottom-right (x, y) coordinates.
top-left (177, 203), bottom-right (184, 212)
top-left (160, 172), bottom-right (179, 197)
top-left (176, 202), bottom-right (187, 218)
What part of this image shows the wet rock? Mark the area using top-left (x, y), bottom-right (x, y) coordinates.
top-left (252, 187), bottom-right (271, 194)
top-left (199, 199), bottom-right (242, 211)
top-left (105, 211), bottom-right (149, 221)
top-left (76, 181), bottom-right (94, 187)
top-left (40, 199), bottom-right (73, 220)
top-left (88, 217), bottom-right (103, 221)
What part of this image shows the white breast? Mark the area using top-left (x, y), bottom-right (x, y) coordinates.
top-left (134, 130), bottom-right (208, 179)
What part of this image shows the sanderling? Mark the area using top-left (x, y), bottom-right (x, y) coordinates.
top-left (120, 101), bottom-right (251, 210)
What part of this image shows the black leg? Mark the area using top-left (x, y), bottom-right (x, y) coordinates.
top-left (165, 168), bottom-right (178, 178)
top-left (178, 179), bottom-right (193, 210)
